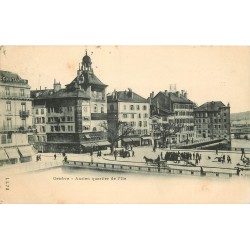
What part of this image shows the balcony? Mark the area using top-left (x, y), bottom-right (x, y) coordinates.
top-left (0, 92), bottom-right (32, 99)
top-left (19, 110), bottom-right (30, 118)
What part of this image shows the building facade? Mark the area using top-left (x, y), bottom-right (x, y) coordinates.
top-left (194, 101), bottom-right (231, 141)
top-left (107, 89), bottom-right (151, 147)
top-left (31, 52), bottom-right (109, 153)
top-left (0, 70), bottom-right (35, 165)
top-left (150, 89), bottom-right (195, 145)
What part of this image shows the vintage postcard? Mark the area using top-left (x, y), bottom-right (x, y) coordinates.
top-left (0, 45), bottom-right (250, 203)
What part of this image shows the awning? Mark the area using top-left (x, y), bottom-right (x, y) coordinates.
top-left (0, 149), bottom-right (9, 160)
top-left (141, 136), bottom-right (152, 140)
top-left (18, 146), bottom-right (35, 157)
top-left (130, 137), bottom-right (141, 142)
top-left (81, 142), bottom-right (97, 147)
top-left (122, 138), bottom-right (132, 142)
top-left (5, 147), bottom-right (20, 159)
top-left (84, 134), bottom-right (91, 139)
top-left (95, 141), bottom-right (111, 146)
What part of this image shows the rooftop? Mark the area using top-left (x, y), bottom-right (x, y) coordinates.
top-left (107, 90), bottom-right (149, 103)
top-left (194, 101), bottom-right (226, 112)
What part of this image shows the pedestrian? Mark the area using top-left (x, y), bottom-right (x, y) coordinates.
top-left (236, 167), bottom-right (241, 176)
top-left (216, 148), bottom-right (218, 155)
top-left (227, 155), bottom-right (231, 164)
top-left (54, 153), bottom-right (56, 160)
top-left (160, 152), bottom-right (163, 160)
top-left (36, 154), bottom-right (39, 162)
top-left (132, 150), bottom-right (135, 157)
top-left (200, 167), bottom-right (205, 176)
top-left (64, 155), bottom-right (67, 162)
top-left (39, 154), bottom-right (41, 161)
top-left (195, 158), bottom-right (199, 165)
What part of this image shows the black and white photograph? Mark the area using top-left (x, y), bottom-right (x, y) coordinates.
top-left (0, 45), bottom-right (249, 203)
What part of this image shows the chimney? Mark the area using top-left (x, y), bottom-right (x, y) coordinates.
top-left (181, 90), bottom-right (184, 96)
top-left (128, 88), bottom-right (133, 98)
top-left (53, 79), bottom-right (61, 92)
top-left (164, 90), bottom-right (168, 96)
top-left (40, 86), bottom-right (41, 90)
top-left (183, 91), bottom-right (187, 98)
top-left (176, 91), bottom-right (180, 97)
top-left (151, 91), bottom-right (154, 98)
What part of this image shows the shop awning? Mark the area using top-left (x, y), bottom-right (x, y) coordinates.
top-left (0, 149), bottom-right (9, 160)
top-left (122, 138), bottom-right (132, 142)
top-left (130, 137), bottom-right (141, 142)
top-left (95, 141), bottom-right (111, 146)
top-left (5, 147), bottom-right (20, 159)
top-left (84, 134), bottom-right (91, 139)
top-left (81, 142), bottom-right (97, 147)
top-left (18, 146), bottom-right (35, 157)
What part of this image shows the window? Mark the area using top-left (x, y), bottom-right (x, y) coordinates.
top-left (83, 106), bottom-right (88, 112)
top-left (7, 117), bottom-right (12, 129)
top-left (143, 105), bottom-right (147, 110)
top-left (41, 109), bottom-right (44, 115)
top-left (139, 121), bottom-right (142, 127)
top-left (94, 105), bottom-right (98, 113)
top-left (5, 87), bottom-right (10, 96)
top-left (51, 126), bottom-right (54, 132)
top-left (144, 121), bottom-right (147, 127)
top-left (131, 114), bottom-right (135, 119)
top-left (21, 103), bottom-right (26, 112)
top-left (93, 127), bottom-right (97, 132)
top-left (68, 106), bottom-right (73, 112)
top-left (123, 114), bottom-right (127, 118)
top-left (6, 101), bottom-right (11, 111)
top-left (20, 89), bottom-right (24, 97)
top-left (68, 125), bottom-right (73, 131)
top-left (144, 113), bottom-right (148, 118)
top-left (61, 117), bottom-right (65, 122)
top-left (36, 109), bottom-right (39, 115)
top-left (138, 114), bottom-right (141, 118)
top-left (61, 126), bottom-right (65, 132)
top-left (130, 105), bottom-right (134, 110)
top-left (42, 126), bottom-right (46, 132)
top-left (42, 117), bottom-right (45, 123)
top-left (136, 105), bottom-right (140, 110)
top-left (101, 105), bottom-right (104, 113)
top-left (123, 105), bottom-right (126, 110)
top-left (67, 116), bottom-right (73, 122)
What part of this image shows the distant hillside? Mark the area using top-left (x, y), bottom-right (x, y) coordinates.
top-left (231, 111), bottom-right (250, 121)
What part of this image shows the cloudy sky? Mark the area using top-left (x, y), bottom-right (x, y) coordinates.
top-left (1, 45), bottom-right (249, 113)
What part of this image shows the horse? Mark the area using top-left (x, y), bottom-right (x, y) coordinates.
top-left (143, 156), bottom-right (154, 165)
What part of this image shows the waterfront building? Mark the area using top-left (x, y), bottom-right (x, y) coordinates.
top-left (31, 52), bottom-right (109, 153)
top-left (149, 98), bottom-right (175, 147)
top-left (194, 101), bottom-right (231, 140)
top-left (107, 89), bottom-right (151, 147)
top-left (149, 89), bottom-right (195, 145)
top-left (0, 70), bottom-right (35, 165)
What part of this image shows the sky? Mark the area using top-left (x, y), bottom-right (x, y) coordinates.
top-left (0, 45), bottom-right (249, 113)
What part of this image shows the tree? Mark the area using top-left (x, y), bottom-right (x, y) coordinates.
top-left (154, 122), bottom-right (181, 146)
top-left (100, 121), bottom-right (134, 153)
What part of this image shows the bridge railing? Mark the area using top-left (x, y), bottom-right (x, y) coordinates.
top-left (63, 160), bottom-right (240, 178)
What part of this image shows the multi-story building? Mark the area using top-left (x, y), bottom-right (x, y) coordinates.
top-left (149, 89), bottom-right (195, 145)
top-left (31, 87), bottom-right (48, 152)
top-left (194, 101), bottom-right (231, 140)
top-left (149, 99), bottom-right (175, 147)
top-left (0, 70), bottom-right (35, 165)
top-left (107, 89), bottom-right (151, 147)
top-left (31, 51), bottom-right (109, 153)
